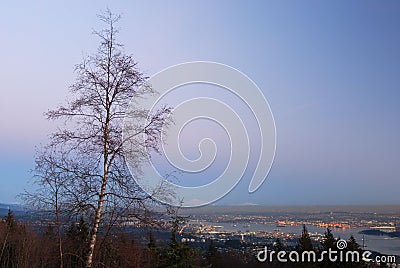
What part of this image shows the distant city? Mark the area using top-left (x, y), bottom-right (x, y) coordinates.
top-left (2, 203), bottom-right (400, 266)
top-left (175, 205), bottom-right (400, 256)
top-left (101, 205), bottom-right (400, 259)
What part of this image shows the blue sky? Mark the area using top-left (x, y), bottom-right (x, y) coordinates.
top-left (1, 1), bottom-right (399, 205)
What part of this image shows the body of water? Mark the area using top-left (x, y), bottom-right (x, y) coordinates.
top-left (203, 222), bottom-right (400, 256)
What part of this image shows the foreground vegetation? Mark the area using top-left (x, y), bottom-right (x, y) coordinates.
top-left (1, 210), bottom-right (379, 268)
top-left (0, 210), bottom-right (269, 268)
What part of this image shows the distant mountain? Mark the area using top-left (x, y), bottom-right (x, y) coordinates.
top-left (0, 203), bottom-right (24, 211)
top-left (238, 202), bottom-right (259, 206)
top-left (0, 203), bottom-right (25, 217)
top-left (180, 205), bottom-right (400, 215)
top-left (360, 229), bottom-right (400, 238)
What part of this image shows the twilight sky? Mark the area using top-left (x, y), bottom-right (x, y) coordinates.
top-left (1, 1), bottom-right (399, 205)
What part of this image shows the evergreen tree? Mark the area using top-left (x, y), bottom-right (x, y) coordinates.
top-left (346, 235), bottom-right (360, 251)
top-left (274, 237), bottom-right (285, 251)
top-left (343, 235), bottom-right (364, 268)
top-left (321, 228), bottom-right (336, 250)
top-left (5, 209), bottom-right (16, 231)
top-left (67, 215), bottom-right (89, 242)
top-left (66, 216), bottom-right (90, 266)
top-left (320, 228), bottom-right (338, 268)
top-left (295, 225), bottom-right (316, 268)
top-left (296, 224), bottom-right (314, 252)
top-left (148, 230), bottom-right (156, 249)
top-left (206, 239), bottom-right (223, 267)
top-left (164, 207), bottom-right (200, 267)
top-left (43, 223), bottom-right (56, 239)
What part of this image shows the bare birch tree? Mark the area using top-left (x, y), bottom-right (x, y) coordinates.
top-left (24, 9), bottom-right (171, 268)
top-left (21, 149), bottom-right (70, 268)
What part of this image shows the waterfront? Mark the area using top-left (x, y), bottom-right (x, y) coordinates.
top-left (197, 221), bottom-right (400, 256)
